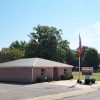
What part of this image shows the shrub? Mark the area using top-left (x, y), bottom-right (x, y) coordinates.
top-left (37, 76), bottom-right (46, 83)
top-left (79, 80), bottom-right (82, 84)
top-left (77, 79), bottom-right (80, 83)
top-left (77, 79), bottom-right (82, 84)
top-left (70, 75), bottom-right (73, 79)
top-left (61, 75), bottom-right (69, 80)
top-left (46, 77), bottom-right (53, 82)
top-left (85, 79), bottom-right (91, 85)
top-left (91, 78), bottom-right (96, 84)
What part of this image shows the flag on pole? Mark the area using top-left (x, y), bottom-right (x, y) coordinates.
top-left (78, 34), bottom-right (82, 58)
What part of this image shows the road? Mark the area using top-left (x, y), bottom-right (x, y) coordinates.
top-left (60, 89), bottom-right (100, 100)
top-left (0, 82), bottom-right (78, 100)
top-left (0, 81), bottom-right (100, 100)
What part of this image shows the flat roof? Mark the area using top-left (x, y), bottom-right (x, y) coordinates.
top-left (0, 58), bottom-right (73, 68)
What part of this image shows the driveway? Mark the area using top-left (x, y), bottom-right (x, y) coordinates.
top-left (0, 82), bottom-right (78, 100)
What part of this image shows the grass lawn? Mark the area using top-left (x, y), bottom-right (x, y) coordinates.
top-left (72, 71), bottom-right (100, 81)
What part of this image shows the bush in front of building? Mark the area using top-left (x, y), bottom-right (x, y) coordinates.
top-left (61, 75), bottom-right (69, 80)
top-left (37, 76), bottom-right (46, 82)
top-left (77, 79), bottom-right (80, 83)
top-left (77, 79), bottom-right (82, 84)
top-left (85, 79), bottom-right (91, 85)
top-left (84, 78), bottom-right (96, 85)
top-left (37, 76), bottom-right (53, 83)
top-left (90, 78), bottom-right (96, 84)
top-left (69, 75), bottom-right (73, 79)
top-left (46, 77), bottom-right (53, 82)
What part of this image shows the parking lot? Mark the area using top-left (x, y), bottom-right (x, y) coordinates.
top-left (0, 82), bottom-right (78, 100)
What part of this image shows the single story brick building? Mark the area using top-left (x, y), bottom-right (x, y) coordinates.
top-left (0, 58), bottom-right (73, 83)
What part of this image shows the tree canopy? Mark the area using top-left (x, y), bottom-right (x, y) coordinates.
top-left (84, 48), bottom-right (99, 69)
top-left (0, 48), bottom-right (24, 63)
top-left (10, 40), bottom-right (26, 52)
top-left (25, 25), bottom-right (69, 63)
top-left (0, 25), bottom-right (100, 69)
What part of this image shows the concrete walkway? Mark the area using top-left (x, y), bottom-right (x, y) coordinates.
top-left (23, 80), bottom-right (100, 100)
top-left (49, 80), bottom-right (100, 89)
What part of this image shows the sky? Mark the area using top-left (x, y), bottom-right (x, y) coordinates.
top-left (0, 0), bottom-right (100, 52)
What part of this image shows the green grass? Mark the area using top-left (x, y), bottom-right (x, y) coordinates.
top-left (72, 71), bottom-right (100, 81)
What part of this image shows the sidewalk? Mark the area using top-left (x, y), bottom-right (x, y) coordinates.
top-left (23, 80), bottom-right (100, 100)
top-left (49, 80), bottom-right (100, 89)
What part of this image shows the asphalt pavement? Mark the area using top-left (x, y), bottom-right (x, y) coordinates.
top-left (0, 82), bottom-right (78, 100)
top-left (60, 90), bottom-right (100, 100)
top-left (24, 80), bottom-right (100, 100)
top-left (0, 80), bottom-right (100, 100)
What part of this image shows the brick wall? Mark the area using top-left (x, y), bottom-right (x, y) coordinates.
top-left (33, 67), bottom-right (53, 82)
top-left (57, 67), bottom-right (72, 79)
top-left (0, 67), bottom-right (32, 83)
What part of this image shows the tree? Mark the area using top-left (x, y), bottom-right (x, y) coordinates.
top-left (53, 40), bottom-right (70, 63)
top-left (84, 48), bottom-right (99, 69)
top-left (66, 49), bottom-right (76, 65)
top-left (54, 47), bottom-right (66, 63)
top-left (25, 42), bottom-right (38, 57)
top-left (25, 25), bottom-right (71, 63)
top-left (58, 40), bottom-right (69, 50)
top-left (81, 46), bottom-right (90, 66)
top-left (71, 50), bottom-right (79, 66)
top-left (98, 53), bottom-right (100, 65)
top-left (25, 25), bottom-right (63, 60)
top-left (10, 40), bottom-right (26, 52)
top-left (0, 48), bottom-right (24, 63)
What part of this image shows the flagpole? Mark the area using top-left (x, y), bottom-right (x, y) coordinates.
top-left (79, 56), bottom-right (80, 80)
top-left (78, 33), bottom-right (82, 80)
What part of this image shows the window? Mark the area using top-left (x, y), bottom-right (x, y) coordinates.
top-left (41, 68), bottom-right (46, 75)
top-left (64, 69), bottom-right (67, 74)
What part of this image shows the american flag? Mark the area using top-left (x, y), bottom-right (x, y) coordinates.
top-left (78, 34), bottom-right (82, 58)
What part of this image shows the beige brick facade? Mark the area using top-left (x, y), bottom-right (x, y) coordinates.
top-left (0, 67), bottom-right (32, 83)
top-left (0, 67), bottom-right (72, 83)
top-left (57, 67), bottom-right (72, 79)
top-left (33, 67), bottom-right (53, 82)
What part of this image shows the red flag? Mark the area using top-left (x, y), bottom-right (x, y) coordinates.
top-left (78, 34), bottom-right (82, 58)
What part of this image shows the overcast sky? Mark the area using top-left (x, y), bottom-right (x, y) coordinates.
top-left (0, 0), bottom-right (100, 52)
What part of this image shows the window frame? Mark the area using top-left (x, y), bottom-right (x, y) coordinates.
top-left (41, 68), bottom-right (46, 76)
top-left (64, 68), bottom-right (67, 74)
